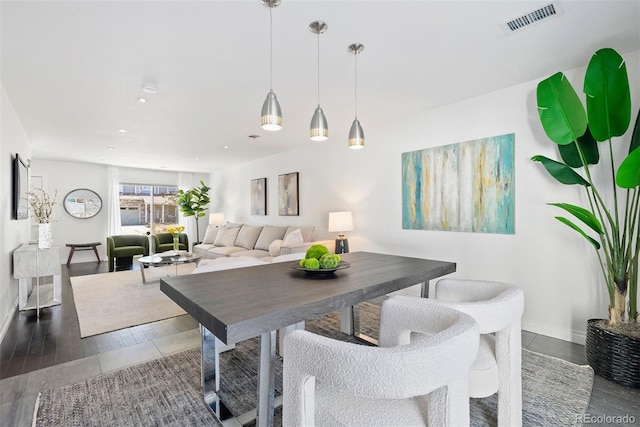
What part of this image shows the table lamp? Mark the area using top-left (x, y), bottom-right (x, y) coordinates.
top-left (328, 211), bottom-right (354, 254)
top-left (209, 212), bottom-right (225, 227)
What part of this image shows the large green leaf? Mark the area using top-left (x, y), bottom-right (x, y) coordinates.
top-left (616, 146), bottom-right (640, 188)
top-left (558, 126), bottom-right (600, 167)
top-left (584, 48), bottom-right (631, 141)
top-left (630, 109), bottom-right (640, 154)
top-left (555, 217), bottom-right (601, 250)
top-left (531, 155), bottom-right (590, 186)
top-left (537, 72), bottom-right (587, 145)
top-left (549, 202), bottom-right (603, 234)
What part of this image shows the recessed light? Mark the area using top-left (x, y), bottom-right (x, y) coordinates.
top-left (142, 83), bottom-right (158, 94)
top-left (107, 147), bottom-right (114, 151)
top-left (118, 129), bottom-right (127, 133)
top-left (137, 97), bottom-right (147, 103)
top-left (224, 145), bottom-right (229, 149)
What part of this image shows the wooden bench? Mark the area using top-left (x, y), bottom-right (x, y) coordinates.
top-left (66, 242), bottom-right (101, 266)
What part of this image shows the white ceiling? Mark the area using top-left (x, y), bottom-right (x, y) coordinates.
top-left (2, 0), bottom-right (639, 173)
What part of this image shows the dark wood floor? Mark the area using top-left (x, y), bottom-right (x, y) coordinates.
top-left (0, 261), bottom-right (197, 380)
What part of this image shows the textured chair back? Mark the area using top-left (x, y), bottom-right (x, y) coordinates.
top-left (430, 278), bottom-right (524, 427)
top-left (283, 299), bottom-right (479, 426)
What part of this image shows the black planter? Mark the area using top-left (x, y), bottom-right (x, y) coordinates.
top-left (586, 319), bottom-right (640, 388)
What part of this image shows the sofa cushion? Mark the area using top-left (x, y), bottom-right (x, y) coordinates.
top-left (214, 227), bottom-right (240, 247)
top-left (202, 225), bottom-right (219, 244)
top-left (269, 239), bottom-right (284, 257)
top-left (234, 225), bottom-right (264, 250)
top-left (193, 243), bottom-right (215, 257)
top-left (230, 249), bottom-right (270, 258)
top-left (191, 256), bottom-right (269, 274)
top-left (285, 226), bottom-right (314, 242)
top-left (227, 222), bottom-right (243, 229)
top-left (207, 246), bottom-right (246, 258)
top-left (283, 228), bottom-right (304, 245)
top-left (254, 225), bottom-right (288, 251)
top-left (271, 252), bottom-right (305, 263)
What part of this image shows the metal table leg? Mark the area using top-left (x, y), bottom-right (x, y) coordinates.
top-left (256, 331), bottom-right (277, 427)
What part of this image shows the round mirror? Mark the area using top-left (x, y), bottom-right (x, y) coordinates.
top-left (63, 188), bottom-right (103, 219)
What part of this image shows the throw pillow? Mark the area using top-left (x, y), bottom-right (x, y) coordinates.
top-left (214, 227), bottom-right (240, 247)
top-left (283, 228), bottom-right (303, 245)
top-left (254, 225), bottom-right (288, 251)
top-left (268, 239), bottom-right (284, 257)
top-left (234, 225), bottom-right (264, 250)
top-left (202, 226), bottom-right (219, 244)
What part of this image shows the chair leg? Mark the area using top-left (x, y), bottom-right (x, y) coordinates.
top-left (496, 324), bottom-right (523, 427)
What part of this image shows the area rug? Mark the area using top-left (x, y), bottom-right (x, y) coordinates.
top-left (34, 305), bottom-right (594, 426)
top-left (71, 264), bottom-right (195, 338)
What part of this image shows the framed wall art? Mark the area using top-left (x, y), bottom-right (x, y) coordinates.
top-left (278, 172), bottom-right (299, 216)
top-left (250, 177), bottom-right (267, 215)
top-left (402, 133), bottom-right (515, 234)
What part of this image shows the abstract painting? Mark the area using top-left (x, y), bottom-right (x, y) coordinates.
top-left (402, 133), bottom-right (515, 234)
top-left (278, 172), bottom-right (299, 216)
top-left (250, 178), bottom-right (267, 215)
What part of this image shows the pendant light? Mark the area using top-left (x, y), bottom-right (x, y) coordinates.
top-left (348, 43), bottom-right (365, 149)
top-left (260, 0), bottom-right (282, 131)
top-left (309, 21), bottom-right (328, 141)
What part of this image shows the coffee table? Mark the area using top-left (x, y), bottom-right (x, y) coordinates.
top-left (138, 252), bottom-right (201, 283)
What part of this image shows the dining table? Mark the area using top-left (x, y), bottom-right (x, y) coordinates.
top-left (160, 251), bottom-right (456, 427)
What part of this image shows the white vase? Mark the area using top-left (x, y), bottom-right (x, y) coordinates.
top-left (38, 223), bottom-right (52, 249)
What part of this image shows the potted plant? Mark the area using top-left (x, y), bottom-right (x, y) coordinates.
top-left (176, 180), bottom-right (211, 243)
top-left (27, 188), bottom-right (57, 249)
top-left (532, 47), bottom-right (640, 387)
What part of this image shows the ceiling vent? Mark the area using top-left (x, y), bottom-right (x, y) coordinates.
top-left (502, 3), bottom-right (562, 34)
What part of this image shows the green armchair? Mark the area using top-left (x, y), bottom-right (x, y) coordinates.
top-left (153, 233), bottom-right (189, 253)
top-left (106, 235), bottom-right (149, 272)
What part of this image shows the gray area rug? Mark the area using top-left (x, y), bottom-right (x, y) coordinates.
top-left (35, 304), bottom-right (594, 426)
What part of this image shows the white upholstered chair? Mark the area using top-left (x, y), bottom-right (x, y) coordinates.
top-left (398, 278), bottom-right (524, 427)
top-left (283, 298), bottom-right (479, 426)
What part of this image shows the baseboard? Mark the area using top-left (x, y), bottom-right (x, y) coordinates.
top-left (0, 297), bottom-right (18, 344)
top-left (521, 319), bottom-right (587, 345)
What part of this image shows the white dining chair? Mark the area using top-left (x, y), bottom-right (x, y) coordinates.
top-left (283, 297), bottom-right (479, 426)
top-left (397, 278), bottom-right (524, 427)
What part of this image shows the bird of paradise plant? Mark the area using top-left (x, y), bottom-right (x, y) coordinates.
top-left (532, 48), bottom-right (640, 325)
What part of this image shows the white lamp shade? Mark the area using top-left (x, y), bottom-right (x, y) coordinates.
top-left (209, 212), bottom-right (225, 226)
top-left (328, 211), bottom-right (354, 232)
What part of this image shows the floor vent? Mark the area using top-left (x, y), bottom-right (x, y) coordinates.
top-left (502, 3), bottom-right (562, 34)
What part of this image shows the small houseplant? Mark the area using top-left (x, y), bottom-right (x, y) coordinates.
top-left (532, 47), bottom-right (639, 387)
top-left (27, 188), bottom-right (57, 248)
top-left (176, 180), bottom-right (210, 242)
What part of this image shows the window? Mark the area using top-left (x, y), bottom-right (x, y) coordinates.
top-left (119, 183), bottom-right (179, 235)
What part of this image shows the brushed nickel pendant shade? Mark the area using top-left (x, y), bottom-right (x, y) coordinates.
top-left (260, 0), bottom-right (282, 131)
top-left (309, 21), bottom-right (328, 141)
top-left (348, 43), bottom-right (365, 149)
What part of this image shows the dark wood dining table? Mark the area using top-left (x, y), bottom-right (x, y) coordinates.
top-left (161, 251), bottom-right (456, 427)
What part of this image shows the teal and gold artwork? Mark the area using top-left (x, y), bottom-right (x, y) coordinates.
top-left (402, 133), bottom-right (515, 234)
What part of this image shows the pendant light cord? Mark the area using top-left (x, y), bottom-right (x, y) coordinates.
top-left (269, 5), bottom-right (273, 91)
top-left (317, 31), bottom-right (321, 106)
top-left (354, 51), bottom-right (358, 119)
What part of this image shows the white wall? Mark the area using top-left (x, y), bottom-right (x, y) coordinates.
top-left (215, 50), bottom-right (640, 344)
top-left (0, 85), bottom-right (32, 341)
top-left (28, 160), bottom-right (209, 262)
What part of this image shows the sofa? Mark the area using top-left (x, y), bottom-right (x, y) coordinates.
top-left (106, 234), bottom-right (150, 272)
top-left (153, 233), bottom-right (189, 253)
top-left (193, 223), bottom-right (334, 261)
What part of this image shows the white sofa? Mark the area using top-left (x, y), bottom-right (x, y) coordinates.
top-left (193, 223), bottom-right (334, 261)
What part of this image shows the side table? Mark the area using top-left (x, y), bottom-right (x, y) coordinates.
top-left (13, 244), bottom-right (62, 317)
